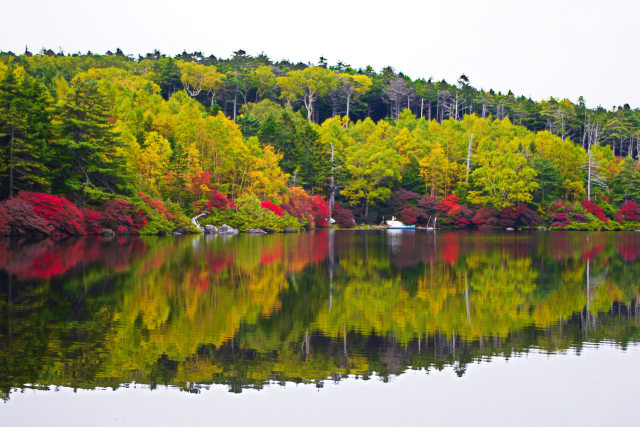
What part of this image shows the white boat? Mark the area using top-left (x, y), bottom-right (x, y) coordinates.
top-left (385, 216), bottom-right (415, 229)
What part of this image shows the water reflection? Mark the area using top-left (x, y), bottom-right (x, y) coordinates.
top-left (1, 231), bottom-right (639, 398)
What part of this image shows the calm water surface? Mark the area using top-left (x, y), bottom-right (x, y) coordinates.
top-left (1, 230), bottom-right (639, 425)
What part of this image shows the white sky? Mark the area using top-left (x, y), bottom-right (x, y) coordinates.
top-left (3, 346), bottom-right (640, 426)
top-left (1, 0), bottom-right (638, 109)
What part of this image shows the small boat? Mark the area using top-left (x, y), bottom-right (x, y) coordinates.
top-left (385, 216), bottom-right (415, 229)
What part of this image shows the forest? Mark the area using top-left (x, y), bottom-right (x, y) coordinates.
top-left (1, 48), bottom-right (640, 235)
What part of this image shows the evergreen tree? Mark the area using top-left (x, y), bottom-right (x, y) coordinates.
top-left (51, 76), bottom-right (133, 201)
top-left (0, 66), bottom-right (51, 199)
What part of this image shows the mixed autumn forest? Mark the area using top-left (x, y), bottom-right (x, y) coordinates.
top-left (1, 48), bottom-right (640, 235)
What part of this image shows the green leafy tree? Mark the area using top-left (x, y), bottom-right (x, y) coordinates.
top-left (469, 141), bottom-right (538, 209)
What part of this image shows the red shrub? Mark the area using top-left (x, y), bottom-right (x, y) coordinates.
top-left (0, 203), bottom-right (9, 236)
top-left (418, 196), bottom-right (438, 214)
top-left (582, 199), bottom-right (608, 222)
top-left (196, 189), bottom-right (236, 213)
top-left (550, 212), bottom-right (571, 227)
top-left (498, 203), bottom-right (540, 228)
top-left (15, 191), bottom-right (85, 235)
top-left (332, 204), bottom-right (356, 228)
top-left (437, 195), bottom-right (473, 228)
top-left (572, 213), bottom-right (589, 223)
top-left (281, 187), bottom-right (314, 227)
top-left (81, 208), bottom-right (103, 234)
top-left (388, 189), bottom-right (420, 212)
top-left (399, 206), bottom-right (426, 225)
top-left (2, 198), bottom-right (53, 235)
top-left (138, 192), bottom-right (176, 220)
top-left (102, 199), bottom-right (147, 234)
top-left (310, 195), bottom-right (330, 228)
top-left (615, 201), bottom-right (640, 223)
top-left (472, 206), bottom-right (499, 229)
top-left (261, 200), bottom-right (285, 217)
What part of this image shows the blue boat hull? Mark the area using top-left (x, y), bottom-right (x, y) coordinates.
top-left (387, 226), bottom-right (415, 229)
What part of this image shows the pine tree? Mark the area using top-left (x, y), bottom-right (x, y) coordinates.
top-left (0, 66), bottom-right (51, 199)
top-left (51, 76), bottom-right (133, 201)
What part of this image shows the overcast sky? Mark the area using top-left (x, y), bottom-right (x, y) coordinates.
top-left (2, 0), bottom-right (638, 109)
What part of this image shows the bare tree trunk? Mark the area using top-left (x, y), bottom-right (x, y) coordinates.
top-left (9, 126), bottom-right (14, 198)
top-left (465, 133), bottom-right (473, 183)
top-left (420, 98), bottom-right (424, 118)
top-left (329, 142), bottom-right (336, 215)
top-left (587, 144), bottom-right (592, 201)
top-left (346, 91), bottom-right (351, 124)
top-left (232, 92), bottom-right (237, 123)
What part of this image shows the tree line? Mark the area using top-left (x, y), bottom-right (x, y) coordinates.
top-left (1, 49), bottom-right (640, 231)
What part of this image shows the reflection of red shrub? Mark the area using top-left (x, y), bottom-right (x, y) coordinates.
top-left (583, 200), bottom-right (608, 222)
top-left (442, 233), bottom-right (459, 264)
top-left (332, 204), bottom-right (356, 228)
top-left (615, 201), bottom-right (640, 223)
top-left (582, 243), bottom-right (605, 261)
top-left (102, 199), bottom-right (147, 234)
top-left (261, 200), bottom-right (285, 217)
top-left (617, 236), bottom-right (640, 261)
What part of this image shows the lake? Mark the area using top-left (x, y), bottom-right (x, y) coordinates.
top-left (1, 230), bottom-right (639, 426)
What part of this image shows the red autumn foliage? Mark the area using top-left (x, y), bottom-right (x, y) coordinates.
top-left (102, 199), bottom-right (147, 234)
top-left (81, 207), bottom-right (103, 234)
top-left (261, 200), bottom-right (285, 217)
top-left (418, 196), bottom-right (439, 214)
top-left (572, 213), bottom-right (589, 223)
top-left (497, 203), bottom-right (540, 228)
top-left (388, 189), bottom-right (420, 212)
top-left (472, 206), bottom-right (499, 229)
top-left (332, 204), bottom-right (356, 228)
top-left (582, 199), bottom-right (608, 222)
top-left (398, 206), bottom-right (425, 225)
top-left (138, 192), bottom-right (176, 220)
top-left (191, 172), bottom-right (237, 213)
top-left (189, 171), bottom-right (213, 201)
top-left (310, 195), bottom-right (330, 228)
top-left (281, 187), bottom-right (314, 228)
top-left (437, 195), bottom-right (473, 229)
top-left (615, 201), bottom-right (640, 223)
top-left (388, 190), bottom-right (437, 226)
top-left (196, 189), bottom-right (236, 212)
top-left (15, 191), bottom-right (85, 235)
top-left (0, 203), bottom-right (10, 236)
top-left (2, 197), bottom-right (53, 236)
top-left (550, 212), bottom-right (571, 227)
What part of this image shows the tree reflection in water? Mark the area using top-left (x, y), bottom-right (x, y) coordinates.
top-left (1, 231), bottom-right (639, 398)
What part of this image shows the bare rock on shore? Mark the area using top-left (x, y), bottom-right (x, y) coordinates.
top-left (204, 225), bottom-right (217, 234)
top-left (218, 224), bottom-right (239, 235)
top-left (246, 228), bottom-right (267, 234)
top-left (101, 228), bottom-right (115, 238)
